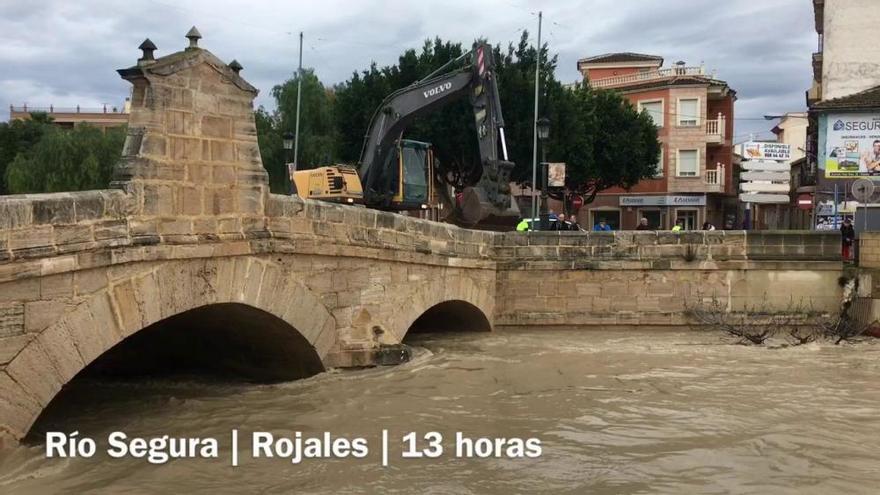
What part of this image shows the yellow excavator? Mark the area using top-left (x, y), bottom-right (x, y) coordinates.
top-left (291, 42), bottom-right (518, 226)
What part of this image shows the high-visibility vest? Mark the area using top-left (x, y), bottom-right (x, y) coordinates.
top-left (516, 220), bottom-right (529, 231)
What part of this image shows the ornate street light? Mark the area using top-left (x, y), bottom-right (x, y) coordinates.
top-left (283, 131), bottom-right (297, 195)
top-left (537, 117), bottom-right (550, 141)
top-left (537, 117), bottom-right (551, 230)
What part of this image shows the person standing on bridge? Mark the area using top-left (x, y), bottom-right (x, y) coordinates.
top-left (841, 218), bottom-right (855, 261)
top-left (593, 218), bottom-right (612, 231)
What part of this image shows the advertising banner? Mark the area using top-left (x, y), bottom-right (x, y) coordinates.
top-left (824, 113), bottom-right (880, 178)
top-left (547, 163), bottom-right (566, 188)
top-left (742, 142), bottom-right (791, 161)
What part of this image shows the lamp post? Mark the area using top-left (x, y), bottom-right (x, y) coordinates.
top-left (537, 117), bottom-right (551, 230)
top-left (283, 131), bottom-right (296, 195)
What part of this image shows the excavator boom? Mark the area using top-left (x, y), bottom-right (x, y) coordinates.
top-left (357, 42), bottom-right (517, 225)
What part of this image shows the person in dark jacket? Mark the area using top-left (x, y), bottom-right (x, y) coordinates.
top-left (635, 217), bottom-right (651, 230)
top-left (841, 218), bottom-right (855, 261)
top-left (556, 213), bottom-right (570, 231)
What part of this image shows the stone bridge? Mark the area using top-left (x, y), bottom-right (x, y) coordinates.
top-left (0, 33), bottom-right (844, 445)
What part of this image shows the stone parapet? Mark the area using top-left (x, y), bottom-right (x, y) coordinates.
top-left (494, 230), bottom-right (840, 263)
top-left (0, 190), bottom-right (135, 264)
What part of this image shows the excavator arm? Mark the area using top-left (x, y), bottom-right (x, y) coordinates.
top-left (358, 42), bottom-right (517, 225)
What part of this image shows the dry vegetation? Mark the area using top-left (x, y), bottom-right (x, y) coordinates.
top-left (685, 277), bottom-right (870, 346)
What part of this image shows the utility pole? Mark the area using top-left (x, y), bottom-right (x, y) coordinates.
top-left (531, 11), bottom-right (542, 223)
top-left (293, 31), bottom-right (303, 175)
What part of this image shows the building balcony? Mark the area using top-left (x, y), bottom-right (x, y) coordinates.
top-left (669, 165), bottom-right (726, 194)
top-left (704, 164), bottom-right (726, 193)
top-left (591, 66), bottom-right (706, 89)
top-left (706, 114), bottom-right (727, 144)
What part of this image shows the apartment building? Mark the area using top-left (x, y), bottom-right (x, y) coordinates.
top-left (8, 99), bottom-right (130, 130)
top-left (576, 53), bottom-right (737, 230)
top-left (808, 0), bottom-right (880, 230)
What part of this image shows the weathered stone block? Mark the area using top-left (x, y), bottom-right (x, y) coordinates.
top-left (237, 187), bottom-right (262, 215)
top-left (166, 110), bottom-right (193, 135)
top-left (94, 220), bottom-right (129, 241)
top-left (6, 340), bottom-right (63, 407)
top-left (0, 303), bottom-right (24, 338)
top-left (201, 115), bottom-right (232, 138)
top-left (73, 193), bottom-right (105, 222)
top-left (170, 136), bottom-right (201, 161)
top-left (142, 184), bottom-right (174, 216)
top-left (54, 225), bottom-right (94, 247)
top-left (0, 370), bottom-right (43, 440)
top-left (141, 135), bottom-right (167, 157)
top-left (181, 187), bottom-right (203, 216)
top-left (35, 321), bottom-right (85, 385)
top-left (0, 201), bottom-right (34, 230)
top-left (31, 197), bottom-right (75, 225)
top-left (9, 226), bottom-right (53, 253)
top-left (211, 140), bottom-right (234, 162)
top-left (210, 188), bottom-right (236, 215)
top-left (158, 219), bottom-right (193, 236)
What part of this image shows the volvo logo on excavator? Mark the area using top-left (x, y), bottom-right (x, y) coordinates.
top-left (423, 82), bottom-right (453, 99)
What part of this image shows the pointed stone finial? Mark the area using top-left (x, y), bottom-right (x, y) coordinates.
top-left (138, 38), bottom-right (157, 65)
top-left (228, 59), bottom-right (243, 75)
top-left (186, 26), bottom-right (202, 49)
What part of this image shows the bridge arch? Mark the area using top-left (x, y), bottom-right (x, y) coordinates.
top-left (0, 256), bottom-right (336, 443)
top-left (394, 274), bottom-right (494, 341)
top-left (406, 300), bottom-right (492, 335)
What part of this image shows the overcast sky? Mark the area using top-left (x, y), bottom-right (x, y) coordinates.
top-left (0, 0), bottom-right (816, 141)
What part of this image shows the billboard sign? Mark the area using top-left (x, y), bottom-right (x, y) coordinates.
top-left (824, 113), bottom-right (880, 178)
top-left (742, 142), bottom-right (791, 161)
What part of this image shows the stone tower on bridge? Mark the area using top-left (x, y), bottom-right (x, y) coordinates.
top-left (114, 28), bottom-right (268, 234)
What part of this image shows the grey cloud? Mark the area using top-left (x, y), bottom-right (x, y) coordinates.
top-left (1, 0), bottom-right (816, 141)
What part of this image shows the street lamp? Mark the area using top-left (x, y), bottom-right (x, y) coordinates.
top-left (282, 131), bottom-right (297, 195)
top-left (537, 117), bottom-right (551, 230)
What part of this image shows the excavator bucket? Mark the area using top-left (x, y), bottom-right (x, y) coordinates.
top-left (457, 158), bottom-right (520, 228)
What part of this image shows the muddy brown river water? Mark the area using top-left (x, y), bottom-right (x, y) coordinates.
top-left (1, 329), bottom-right (879, 494)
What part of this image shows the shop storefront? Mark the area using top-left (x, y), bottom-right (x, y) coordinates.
top-left (582, 195), bottom-right (708, 230)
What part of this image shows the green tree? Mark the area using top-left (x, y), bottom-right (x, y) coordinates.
top-left (257, 68), bottom-right (338, 193)
top-left (263, 33), bottom-right (658, 205)
top-left (4, 123), bottom-right (126, 194)
top-left (579, 88), bottom-right (661, 202)
top-left (0, 113), bottom-right (53, 194)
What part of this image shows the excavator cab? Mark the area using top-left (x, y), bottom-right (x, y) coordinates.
top-left (389, 139), bottom-right (434, 210)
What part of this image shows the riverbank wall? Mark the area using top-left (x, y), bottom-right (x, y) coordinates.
top-left (494, 231), bottom-right (843, 329)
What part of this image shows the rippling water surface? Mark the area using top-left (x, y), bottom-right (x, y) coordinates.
top-left (2, 330), bottom-right (880, 494)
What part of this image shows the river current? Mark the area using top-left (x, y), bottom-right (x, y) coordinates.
top-left (1, 329), bottom-right (879, 494)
